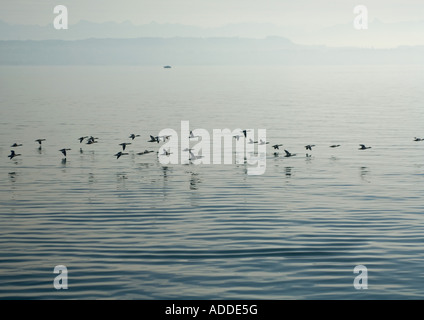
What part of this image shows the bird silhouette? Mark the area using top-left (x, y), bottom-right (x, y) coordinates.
top-left (8, 150), bottom-right (21, 159)
top-left (137, 150), bottom-right (154, 155)
top-left (86, 136), bottom-right (98, 144)
top-left (259, 139), bottom-right (269, 145)
top-left (284, 150), bottom-right (297, 157)
top-left (233, 135), bottom-right (243, 141)
top-left (241, 130), bottom-right (251, 138)
top-left (59, 148), bottom-right (71, 157)
top-left (78, 136), bottom-right (88, 143)
top-left (119, 142), bottom-right (131, 151)
top-left (305, 144), bottom-right (315, 151)
top-left (359, 144), bottom-right (372, 150)
top-left (160, 148), bottom-right (173, 156)
top-left (148, 135), bottom-right (159, 143)
top-left (35, 139), bottom-right (46, 145)
top-left (114, 151), bottom-right (129, 159)
top-left (11, 143), bottom-right (22, 147)
top-left (129, 134), bottom-right (140, 140)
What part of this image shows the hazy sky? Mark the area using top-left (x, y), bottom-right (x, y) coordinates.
top-left (1, 0), bottom-right (423, 28)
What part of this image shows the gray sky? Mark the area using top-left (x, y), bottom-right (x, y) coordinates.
top-left (1, 0), bottom-right (423, 27)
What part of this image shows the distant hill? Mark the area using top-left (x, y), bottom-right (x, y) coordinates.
top-left (0, 20), bottom-right (294, 41)
top-left (0, 37), bottom-right (423, 65)
top-left (1, 19), bottom-right (424, 48)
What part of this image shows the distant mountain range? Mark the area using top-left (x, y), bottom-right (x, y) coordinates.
top-left (1, 37), bottom-right (423, 65)
top-left (1, 19), bottom-right (424, 48)
top-left (0, 20), bottom-right (292, 40)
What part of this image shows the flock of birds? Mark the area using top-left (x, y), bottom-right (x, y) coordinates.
top-left (230, 129), bottom-right (374, 158)
top-left (7, 133), bottom-right (171, 161)
top-left (6, 131), bottom-right (424, 162)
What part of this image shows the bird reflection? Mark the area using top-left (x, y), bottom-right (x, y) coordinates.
top-left (88, 173), bottom-right (95, 184)
top-left (285, 167), bottom-right (293, 178)
top-left (360, 166), bottom-right (371, 183)
top-left (116, 173), bottom-right (128, 190)
top-left (161, 166), bottom-right (170, 180)
top-left (189, 172), bottom-right (201, 190)
top-left (8, 172), bottom-right (17, 183)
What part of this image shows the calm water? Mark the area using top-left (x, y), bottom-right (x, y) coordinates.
top-left (0, 65), bottom-right (424, 299)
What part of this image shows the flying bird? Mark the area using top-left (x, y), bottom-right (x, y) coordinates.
top-left (148, 135), bottom-right (159, 143)
top-left (114, 152), bottom-right (128, 159)
top-left (129, 134), bottom-right (141, 140)
top-left (119, 142), bottom-right (131, 150)
top-left (11, 143), bottom-right (22, 147)
top-left (330, 145), bottom-right (341, 148)
top-left (259, 139), bottom-right (269, 145)
top-left (248, 139), bottom-right (258, 144)
top-left (272, 144), bottom-right (283, 150)
top-left (284, 150), bottom-right (297, 157)
top-left (189, 131), bottom-right (200, 139)
top-left (59, 148), bottom-right (71, 157)
top-left (160, 148), bottom-right (172, 156)
top-left (8, 150), bottom-right (21, 159)
top-left (86, 136), bottom-right (99, 144)
top-left (158, 135), bottom-right (171, 142)
top-left (188, 150), bottom-right (204, 161)
top-left (233, 135), bottom-right (243, 141)
top-left (359, 144), bottom-right (372, 150)
top-left (414, 137), bottom-right (423, 141)
top-left (78, 136), bottom-right (88, 143)
top-left (241, 130), bottom-right (251, 138)
top-left (137, 150), bottom-right (154, 155)
top-left (305, 144), bottom-right (315, 151)
top-left (86, 139), bottom-right (98, 145)
top-left (35, 139), bottom-right (46, 145)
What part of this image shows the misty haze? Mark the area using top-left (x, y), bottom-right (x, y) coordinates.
top-left (1, 0), bottom-right (424, 302)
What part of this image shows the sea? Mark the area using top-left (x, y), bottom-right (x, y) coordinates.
top-left (0, 65), bottom-right (423, 299)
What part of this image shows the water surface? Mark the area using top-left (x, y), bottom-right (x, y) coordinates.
top-left (1, 65), bottom-right (424, 299)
